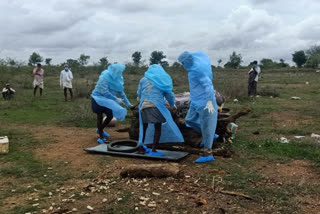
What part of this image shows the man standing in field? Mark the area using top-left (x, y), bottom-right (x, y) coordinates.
top-left (248, 61), bottom-right (261, 97)
top-left (60, 64), bottom-right (73, 101)
top-left (33, 63), bottom-right (44, 97)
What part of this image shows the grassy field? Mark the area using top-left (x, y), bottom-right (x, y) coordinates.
top-left (1, 66), bottom-right (320, 213)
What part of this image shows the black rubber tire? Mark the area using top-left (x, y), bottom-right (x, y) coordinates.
top-left (107, 140), bottom-right (139, 153)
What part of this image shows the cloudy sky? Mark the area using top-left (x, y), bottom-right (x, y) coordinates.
top-left (0, 0), bottom-right (319, 65)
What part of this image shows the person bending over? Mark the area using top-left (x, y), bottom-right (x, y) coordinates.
top-left (91, 63), bottom-right (132, 144)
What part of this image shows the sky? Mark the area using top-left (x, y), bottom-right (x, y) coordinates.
top-left (0, 0), bottom-right (319, 66)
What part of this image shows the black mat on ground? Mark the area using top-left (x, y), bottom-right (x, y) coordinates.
top-left (84, 144), bottom-right (189, 161)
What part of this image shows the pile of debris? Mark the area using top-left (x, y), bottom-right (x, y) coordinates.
top-left (123, 92), bottom-right (250, 157)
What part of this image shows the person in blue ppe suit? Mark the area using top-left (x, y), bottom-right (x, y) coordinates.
top-left (137, 64), bottom-right (184, 156)
top-left (178, 51), bottom-right (218, 163)
top-left (91, 63), bottom-right (132, 144)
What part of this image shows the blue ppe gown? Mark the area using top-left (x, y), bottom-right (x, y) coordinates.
top-left (178, 51), bottom-right (218, 149)
top-left (137, 65), bottom-right (184, 145)
top-left (91, 63), bottom-right (131, 121)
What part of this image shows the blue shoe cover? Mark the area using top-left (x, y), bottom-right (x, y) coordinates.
top-left (148, 152), bottom-right (164, 157)
top-left (143, 146), bottom-right (151, 153)
top-left (194, 156), bottom-right (215, 163)
top-left (214, 134), bottom-right (219, 139)
top-left (96, 129), bottom-right (110, 137)
top-left (97, 138), bottom-right (106, 144)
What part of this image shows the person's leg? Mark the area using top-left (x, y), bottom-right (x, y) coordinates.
top-left (253, 81), bottom-right (257, 96)
top-left (195, 101), bottom-right (218, 163)
top-left (64, 88), bottom-right (67, 101)
top-left (69, 88), bottom-right (73, 100)
top-left (142, 123), bottom-right (148, 143)
top-left (138, 123), bottom-right (149, 154)
top-left (33, 86), bottom-right (38, 97)
top-left (185, 107), bottom-right (201, 132)
top-left (40, 88), bottom-right (43, 96)
top-left (152, 123), bottom-right (162, 152)
top-left (97, 112), bottom-right (104, 139)
top-left (101, 110), bottom-right (113, 130)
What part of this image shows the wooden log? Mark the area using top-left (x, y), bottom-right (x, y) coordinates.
top-left (120, 163), bottom-right (182, 178)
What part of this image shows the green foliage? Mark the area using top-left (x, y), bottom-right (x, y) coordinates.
top-left (99, 57), bottom-right (109, 69)
top-left (217, 59), bottom-right (222, 67)
top-left (224, 51), bottom-right (242, 68)
top-left (306, 44), bottom-right (320, 56)
top-left (292, 50), bottom-right (307, 67)
top-left (132, 51), bottom-right (142, 66)
top-left (79, 54), bottom-right (90, 66)
top-left (149, 50), bottom-right (167, 65)
top-left (45, 58), bottom-right (52, 66)
top-left (28, 52), bottom-right (43, 66)
top-left (66, 59), bottom-right (80, 68)
top-left (305, 54), bottom-right (320, 68)
top-left (279, 59), bottom-right (289, 67)
top-left (172, 61), bottom-right (182, 68)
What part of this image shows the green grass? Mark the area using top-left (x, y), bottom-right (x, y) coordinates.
top-left (1, 66), bottom-right (320, 213)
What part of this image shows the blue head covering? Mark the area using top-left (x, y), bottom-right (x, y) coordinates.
top-left (144, 64), bottom-right (173, 93)
top-left (105, 63), bottom-right (125, 92)
top-left (178, 51), bottom-right (212, 80)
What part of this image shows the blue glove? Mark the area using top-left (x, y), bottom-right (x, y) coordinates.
top-left (148, 152), bottom-right (164, 157)
top-left (96, 129), bottom-right (110, 137)
top-left (195, 156), bottom-right (215, 163)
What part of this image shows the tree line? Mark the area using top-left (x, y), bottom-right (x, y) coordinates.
top-left (1, 45), bottom-right (320, 69)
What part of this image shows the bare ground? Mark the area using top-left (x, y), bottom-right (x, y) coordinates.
top-left (1, 124), bottom-right (320, 213)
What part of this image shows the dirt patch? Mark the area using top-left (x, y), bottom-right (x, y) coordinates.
top-left (32, 125), bottom-right (129, 170)
top-left (296, 195), bottom-right (320, 214)
top-left (266, 111), bottom-right (314, 128)
top-left (255, 160), bottom-right (320, 185)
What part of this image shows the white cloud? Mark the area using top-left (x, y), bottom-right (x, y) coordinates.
top-left (0, 0), bottom-right (319, 65)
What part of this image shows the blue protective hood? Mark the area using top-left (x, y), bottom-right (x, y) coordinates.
top-left (105, 63), bottom-right (125, 92)
top-left (178, 51), bottom-right (212, 80)
top-left (144, 64), bottom-right (173, 93)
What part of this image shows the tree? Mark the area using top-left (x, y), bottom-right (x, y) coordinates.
top-left (66, 59), bottom-right (80, 68)
top-left (28, 52), bottom-right (43, 66)
top-left (149, 51), bottom-right (167, 65)
top-left (305, 54), bottom-right (320, 68)
top-left (160, 61), bottom-right (169, 67)
top-left (172, 61), bottom-right (182, 68)
top-left (292, 51), bottom-right (307, 67)
top-left (218, 59), bottom-right (222, 67)
top-left (6, 58), bottom-right (16, 66)
top-left (306, 45), bottom-right (320, 56)
top-left (132, 51), bottom-right (142, 66)
top-left (305, 45), bottom-right (320, 68)
top-left (260, 58), bottom-right (277, 68)
top-left (79, 54), bottom-right (90, 66)
top-left (99, 57), bottom-right (109, 69)
top-left (45, 58), bottom-right (52, 66)
top-left (224, 51), bottom-right (242, 68)
top-left (279, 59), bottom-right (289, 67)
